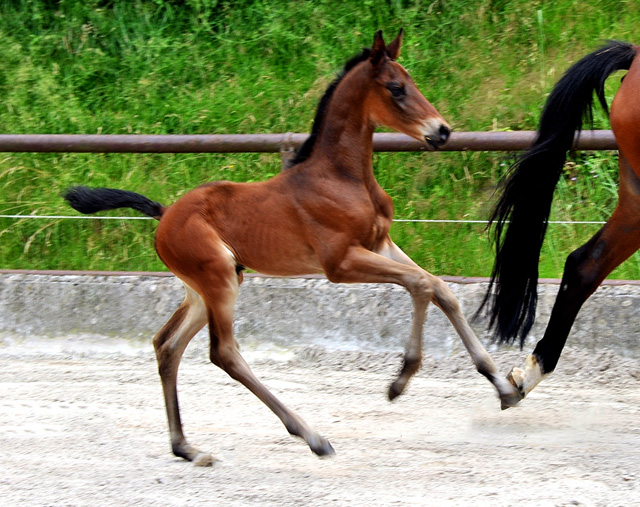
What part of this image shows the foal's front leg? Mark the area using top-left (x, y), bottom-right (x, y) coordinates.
top-left (327, 241), bottom-right (520, 408)
top-left (377, 242), bottom-right (430, 400)
top-left (391, 243), bottom-right (520, 407)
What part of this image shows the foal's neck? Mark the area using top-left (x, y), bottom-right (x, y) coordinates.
top-left (315, 64), bottom-right (377, 184)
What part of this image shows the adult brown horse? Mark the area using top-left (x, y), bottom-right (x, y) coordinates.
top-left (65, 30), bottom-right (519, 466)
top-left (480, 40), bottom-right (640, 404)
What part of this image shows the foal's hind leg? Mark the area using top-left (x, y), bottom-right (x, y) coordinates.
top-left (196, 267), bottom-right (335, 457)
top-left (153, 284), bottom-right (210, 465)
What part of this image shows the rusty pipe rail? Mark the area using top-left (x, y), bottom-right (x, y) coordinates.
top-left (0, 130), bottom-right (617, 153)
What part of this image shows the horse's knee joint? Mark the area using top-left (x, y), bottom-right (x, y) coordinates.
top-left (408, 274), bottom-right (434, 302)
top-left (209, 353), bottom-right (222, 369)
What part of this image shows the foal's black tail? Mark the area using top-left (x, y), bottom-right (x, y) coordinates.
top-left (63, 186), bottom-right (165, 220)
top-left (478, 40), bottom-right (637, 347)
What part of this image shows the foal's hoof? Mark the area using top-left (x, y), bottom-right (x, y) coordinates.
top-left (495, 377), bottom-right (522, 410)
top-left (173, 440), bottom-right (215, 466)
top-left (309, 435), bottom-right (336, 457)
top-left (388, 381), bottom-right (404, 401)
top-left (500, 368), bottom-right (525, 410)
top-left (499, 387), bottom-right (523, 410)
top-left (388, 374), bottom-right (412, 400)
top-left (388, 357), bottom-right (419, 401)
top-left (193, 452), bottom-right (215, 467)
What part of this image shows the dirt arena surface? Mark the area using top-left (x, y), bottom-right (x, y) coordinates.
top-left (1, 338), bottom-right (639, 506)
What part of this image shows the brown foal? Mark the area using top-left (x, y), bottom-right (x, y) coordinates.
top-left (65, 30), bottom-right (519, 466)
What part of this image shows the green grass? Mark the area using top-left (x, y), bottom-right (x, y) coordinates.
top-left (2, 0), bottom-right (640, 277)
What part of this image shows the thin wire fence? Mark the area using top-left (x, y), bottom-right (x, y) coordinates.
top-left (0, 215), bottom-right (608, 225)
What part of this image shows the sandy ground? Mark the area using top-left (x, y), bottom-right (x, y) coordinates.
top-left (1, 338), bottom-right (639, 507)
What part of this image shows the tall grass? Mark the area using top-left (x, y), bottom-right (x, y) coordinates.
top-left (2, 0), bottom-right (640, 277)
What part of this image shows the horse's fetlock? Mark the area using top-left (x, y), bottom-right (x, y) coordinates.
top-left (171, 437), bottom-right (194, 461)
top-left (475, 357), bottom-right (493, 378)
top-left (403, 352), bottom-right (422, 370)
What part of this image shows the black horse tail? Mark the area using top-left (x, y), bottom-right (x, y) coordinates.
top-left (63, 186), bottom-right (165, 220)
top-left (478, 40), bottom-right (637, 347)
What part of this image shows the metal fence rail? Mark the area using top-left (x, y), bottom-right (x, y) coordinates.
top-left (0, 130), bottom-right (617, 154)
top-left (0, 130), bottom-right (617, 225)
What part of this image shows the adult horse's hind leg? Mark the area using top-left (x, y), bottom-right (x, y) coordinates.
top-left (507, 153), bottom-right (640, 400)
top-left (153, 283), bottom-right (210, 465)
top-left (507, 206), bottom-right (640, 399)
top-left (506, 57), bottom-right (640, 402)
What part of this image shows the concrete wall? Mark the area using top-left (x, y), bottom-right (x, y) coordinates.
top-left (1, 272), bottom-right (639, 357)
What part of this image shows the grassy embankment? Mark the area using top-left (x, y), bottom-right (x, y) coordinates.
top-left (1, 0), bottom-right (639, 276)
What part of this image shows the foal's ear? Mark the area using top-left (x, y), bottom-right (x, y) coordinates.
top-left (386, 28), bottom-right (403, 60)
top-left (370, 30), bottom-right (386, 67)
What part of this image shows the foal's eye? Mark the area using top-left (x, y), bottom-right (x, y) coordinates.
top-left (387, 83), bottom-right (406, 99)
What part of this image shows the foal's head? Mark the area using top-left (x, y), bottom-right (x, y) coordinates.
top-left (365, 29), bottom-right (450, 150)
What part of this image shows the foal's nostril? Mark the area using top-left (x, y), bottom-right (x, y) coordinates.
top-left (439, 124), bottom-right (451, 143)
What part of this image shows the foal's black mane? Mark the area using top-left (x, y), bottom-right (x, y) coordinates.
top-left (286, 48), bottom-right (372, 168)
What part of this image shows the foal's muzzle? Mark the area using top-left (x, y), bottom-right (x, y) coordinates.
top-left (424, 124), bottom-right (451, 150)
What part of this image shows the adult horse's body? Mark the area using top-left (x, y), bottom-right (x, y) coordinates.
top-left (481, 40), bottom-right (640, 403)
top-left (65, 30), bottom-right (518, 466)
